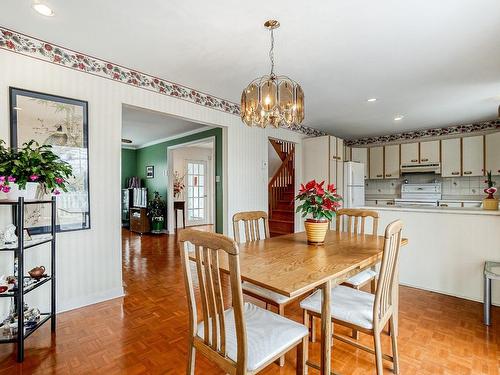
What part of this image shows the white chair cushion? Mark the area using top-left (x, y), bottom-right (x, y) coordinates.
top-left (344, 269), bottom-right (377, 287)
top-left (197, 302), bottom-right (308, 371)
top-left (300, 285), bottom-right (375, 330)
top-left (242, 281), bottom-right (294, 305)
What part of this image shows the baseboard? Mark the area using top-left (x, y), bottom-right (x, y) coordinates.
top-left (399, 282), bottom-right (500, 308)
top-left (57, 286), bottom-right (125, 313)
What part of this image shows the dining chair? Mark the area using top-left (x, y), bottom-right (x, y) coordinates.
top-left (179, 229), bottom-right (308, 375)
top-left (232, 211), bottom-right (296, 366)
top-left (300, 220), bottom-right (403, 375)
top-left (336, 208), bottom-right (380, 292)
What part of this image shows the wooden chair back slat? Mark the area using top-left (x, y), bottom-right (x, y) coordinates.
top-left (232, 211), bottom-right (270, 243)
top-left (178, 229), bottom-right (247, 368)
top-left (373, 220), bottom-right (403, 329)
top-left (336, 208), bottom-right (380, 236)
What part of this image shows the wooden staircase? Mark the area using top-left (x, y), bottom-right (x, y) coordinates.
top-left (268, 139), bottom-right (295, 237)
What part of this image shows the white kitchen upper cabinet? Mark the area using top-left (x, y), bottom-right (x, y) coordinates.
top-left (351, 147), bottom-right (369, 179)
top-left (384, 145), bottom-right (400, 179)
top-left (400, 143), bottom-right (419, 164)
top-left (441, 138), bottom-right (461, 177)
top-left (344, 146), bottom-right (351, 161)
top-left (337, 138), bottom-right (344, 161)
top-left (329, 136), bottom-right (337, 163)
top-left (419, 140), bottom-right (440, 163)
top-left (303, 136), bottom-right (329, 183)
top-left (369, 146), bottom-right (384, 179)
top-left (462, 136), bottom-right (484, 177)
top-left (485, 132), bottom-right (500, 176)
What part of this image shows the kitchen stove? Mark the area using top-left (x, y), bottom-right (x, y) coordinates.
top-left (394, 182), bottom-right (442, 207)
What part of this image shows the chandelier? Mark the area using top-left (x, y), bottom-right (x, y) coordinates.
top-left (241, 20), bottom-right (305, 129)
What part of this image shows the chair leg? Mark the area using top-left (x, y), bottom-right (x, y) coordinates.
top-left (373, 331), bottom-right (384, 375)
top-left (187, 341), bottom-right (196, 375)
top-left (389, 316), bottom-right (400, 374)
top-left (311, 316), bottom-right (317, 343)
top-left (278, 305), bottom-right (286, 366)
top-left (296, 336), bottom-right (308, 375)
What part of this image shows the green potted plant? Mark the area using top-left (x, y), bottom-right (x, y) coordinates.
top-left (295, 180), bottom-right (342, 245)
top-left (483, 171), bottom-right (498, 210)
top-left (0, 140), bottom-right (73, 199)
top-left (148, 191), bottom-right (166, 233)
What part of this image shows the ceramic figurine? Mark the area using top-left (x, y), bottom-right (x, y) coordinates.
top-left (4, 225), bottom-right (17, 244)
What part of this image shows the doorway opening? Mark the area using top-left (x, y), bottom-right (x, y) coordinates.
top-left (268, 138), bottom-right (296, 237)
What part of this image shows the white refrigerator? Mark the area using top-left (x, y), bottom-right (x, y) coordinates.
top-left (343, 162), bottom-right (365, 208)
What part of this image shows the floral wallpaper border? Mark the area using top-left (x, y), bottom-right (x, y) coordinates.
top-left (0, 26), bottom-right (326, 138)
top-left (345, 120), bottom-right (500, 147)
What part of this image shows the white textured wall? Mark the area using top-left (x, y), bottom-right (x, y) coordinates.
top-left (0, 49), bottom-right (305, 315)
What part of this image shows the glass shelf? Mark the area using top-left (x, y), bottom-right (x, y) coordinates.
top-left (0, 276), bottom-right (51, 298)
top-left (0, 235), bottom-right (53, 252)
top-left (0, 313), bottom-right (52, 343)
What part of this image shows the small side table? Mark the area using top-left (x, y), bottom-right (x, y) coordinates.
top-left (484, 261), bottom-right (500, 325)
top-left (174, 201), bottom-right (186, 230)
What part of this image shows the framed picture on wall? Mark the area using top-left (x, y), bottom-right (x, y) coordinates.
top-left (10, 87), bottom-right (90, 233)
top-left (146, 165), bottom-right (154, 179)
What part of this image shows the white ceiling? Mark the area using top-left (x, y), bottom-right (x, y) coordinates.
top-left (2, 0), bottom-right (500, 138)
top-left (122, 105), bottom-right (210, 148)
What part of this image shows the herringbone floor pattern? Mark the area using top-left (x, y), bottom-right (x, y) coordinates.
top-left (0, 228), bottom-right (498, 374)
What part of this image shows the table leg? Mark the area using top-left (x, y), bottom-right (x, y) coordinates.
top-left (320, 279), bottom-right (332, 375)
top-left (484, 276), bottom-right (491, 326)
top-left (183, 208), bottom-right (186, 229)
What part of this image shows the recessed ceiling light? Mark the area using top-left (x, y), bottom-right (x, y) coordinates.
top-left (32, 2), bottom-right (54, 17)
top-left (367, 98), bottom-right (377, 102)
top-left (394, 116), bottom-right (404, 121)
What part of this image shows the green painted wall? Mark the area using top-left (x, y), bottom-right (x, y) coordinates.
top-left (135, 128), bottom-right (223, 233)
top-left (121, 148), bottom-right (137, 188)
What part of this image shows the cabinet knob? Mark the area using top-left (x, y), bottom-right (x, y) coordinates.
top-left (421, 158), bottom-right (429, 162)
top-left (385, 174), bottom-right (392, 177)
top-left (451, 172), bottom-right (460, 175)
top-left (411, 159), bottom-right (418, 162)
top-left (376, 174), bottom-right (383, 178)
top-left (463, 171), bottom-right (472, 175)
top-left (440, 204), bottom-right (448, 207)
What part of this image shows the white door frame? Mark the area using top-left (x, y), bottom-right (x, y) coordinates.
top-left (166, 136), bottom-right (215, 234)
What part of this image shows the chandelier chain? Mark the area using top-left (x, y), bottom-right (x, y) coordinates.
top-left (269, 29), bottom-right (275, 77)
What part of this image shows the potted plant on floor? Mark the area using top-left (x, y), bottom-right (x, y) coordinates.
top-left (482, 171), bottom-right (498, 210)
top-left (0, 140), bottom-right (73, 199)
top-left (295, 180), bottom-right (342, 245)
top-left (148, 191), bottom-right (166, 233)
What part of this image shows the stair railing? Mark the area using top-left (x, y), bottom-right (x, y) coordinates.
top-left (268, 144), bottom-right (295, 215)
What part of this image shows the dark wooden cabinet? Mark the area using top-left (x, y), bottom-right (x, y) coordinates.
top-left (129, 207), bottom-right (150, 234)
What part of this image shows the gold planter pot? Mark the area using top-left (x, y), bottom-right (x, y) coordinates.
top-left (304, 220), bottom-right (329, 245)
top-left (482, 198), bottom-right (499, 211)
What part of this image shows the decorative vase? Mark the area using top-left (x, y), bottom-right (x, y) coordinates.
top-left (151, 219), bottom-right (164, 233)
top-left (482, 198), bottom-right (499, 211)
top-left (304, 219), bottom-right (329, 245)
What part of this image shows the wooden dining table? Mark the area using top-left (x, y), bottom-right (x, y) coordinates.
top-left (191, 229), bottom-right (408, 374)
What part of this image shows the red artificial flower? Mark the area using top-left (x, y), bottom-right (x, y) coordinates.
top-left (44, 43), bottom-right (53, 51)
top-left (327, 183), bottom-right (336, 192)
top-left (305, 180), bottom-right (316, 191)
top-left (299, 183), bottom-right (307, 194)
top-left (322, 198), bottom-right (334, 210)
top-left (315, 181), bottom-right (325, 195)
top-left (6, 41), bottom-right (15, 49)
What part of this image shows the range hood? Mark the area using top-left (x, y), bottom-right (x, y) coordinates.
top-left (400, 162), bottom-right (441, 174)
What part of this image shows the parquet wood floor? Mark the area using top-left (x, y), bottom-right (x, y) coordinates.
top-left (1, 228), bottom-right (498, 374)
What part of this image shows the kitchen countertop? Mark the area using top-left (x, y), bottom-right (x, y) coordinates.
top-left (362, 205), bottom-right (500, 216)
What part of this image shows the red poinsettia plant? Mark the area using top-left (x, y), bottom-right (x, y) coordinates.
top-left (484, 170), bottom-right (497, 199)
top-left (295, 180), bottom-right (342, 221)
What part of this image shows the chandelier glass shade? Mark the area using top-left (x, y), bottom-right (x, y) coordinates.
top-left (241, 20), bottom-right (305, 129)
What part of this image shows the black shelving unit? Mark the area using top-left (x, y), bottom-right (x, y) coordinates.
top-left (0, 197), bottom-right (56, 362)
